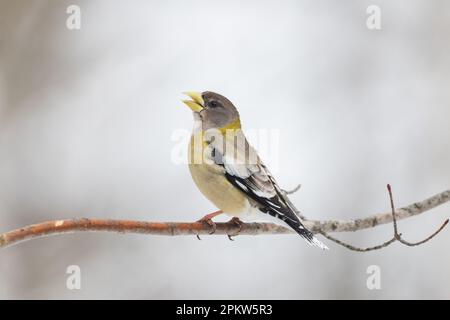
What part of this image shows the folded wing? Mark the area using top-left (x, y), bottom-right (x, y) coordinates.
top-left (206, 129), bottom-right (328, 249)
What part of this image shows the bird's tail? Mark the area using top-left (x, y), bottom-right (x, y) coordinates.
top-left (284, 218), bottom-right (329, 250)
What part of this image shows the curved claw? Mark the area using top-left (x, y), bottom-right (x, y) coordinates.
top-left (226, 217), bottom-right (244, 240)
top-left (196, 210), bottom-right (222, 236)
top-left (197, 218), bottom-right (217, 235)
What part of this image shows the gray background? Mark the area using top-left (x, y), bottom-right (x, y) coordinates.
top-left (0, 0), bottom-right (449, 299)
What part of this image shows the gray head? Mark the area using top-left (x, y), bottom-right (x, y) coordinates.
top-left (182, 91), bottom-right (240, 129)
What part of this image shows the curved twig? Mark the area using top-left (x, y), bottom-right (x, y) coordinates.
top-left (387, 184), bottom-right (449, 247)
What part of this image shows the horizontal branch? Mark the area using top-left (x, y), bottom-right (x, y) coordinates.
top-left (305, 189), bottom-right (450, 233)
top-left (0, 189), bottom-right (449, 249)
top-left (0, 219), bottom-right (292, 248)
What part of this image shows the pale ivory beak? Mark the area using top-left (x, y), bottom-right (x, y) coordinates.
top-left (182, 91), bottom-right (204, 112)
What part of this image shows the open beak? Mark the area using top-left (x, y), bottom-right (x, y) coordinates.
top-left (182, 91), bottom-right (204, 112)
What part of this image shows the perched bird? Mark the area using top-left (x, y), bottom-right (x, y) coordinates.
top-left (182, 91), bottom-right (328, 249)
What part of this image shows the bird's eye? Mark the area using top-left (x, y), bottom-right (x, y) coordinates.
top-left (209, 100), bottom-right (219, 108)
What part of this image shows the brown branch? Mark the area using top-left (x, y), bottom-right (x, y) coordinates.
top-left (0, 188), bottom-right (449, 250)
top-left (0, 219), bottom-right (291, 249)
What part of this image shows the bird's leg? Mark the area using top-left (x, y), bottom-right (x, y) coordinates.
top-left (198, 210), bottom-right (223, 222)
top-left (196, 210), bottom-right (223, 237)
top-left (227, 217), bottom-right (244, 241)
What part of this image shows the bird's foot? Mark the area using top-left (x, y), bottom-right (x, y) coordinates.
top-left (196, 210), bottom-right (222, 237)
top-left (201, 218), bottom-right (217, 235)
top-left (227, 217), bottom-right (244, 241)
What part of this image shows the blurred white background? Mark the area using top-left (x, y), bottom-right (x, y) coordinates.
top-left (0, 0), bottom-right (449, 299)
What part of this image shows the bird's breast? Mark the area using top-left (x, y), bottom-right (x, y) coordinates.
top-left (188, 133), bottom-right (250, 217)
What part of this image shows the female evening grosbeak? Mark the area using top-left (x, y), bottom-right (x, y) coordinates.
top-left (182, 91), bottom-right (328, 249)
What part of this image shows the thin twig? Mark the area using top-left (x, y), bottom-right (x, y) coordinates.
top-left (282, 184), bottom-right (301, 195)
top-left (397, 220), bottom-right (449, 247)
top-left (319, 185), bottom-right (449, 252)
top-left (319, 232), bottom-right (397, 252)
top-left (387, 184), bottom-right (449, 247)
top-left (387, 184), bottom-right (400, 237)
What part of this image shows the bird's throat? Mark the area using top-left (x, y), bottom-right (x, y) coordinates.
top-left (218, 118), bottom-right (241, 135)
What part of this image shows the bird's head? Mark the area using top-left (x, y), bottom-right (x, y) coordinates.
top-left (182, 91), bottom-right (240, 130)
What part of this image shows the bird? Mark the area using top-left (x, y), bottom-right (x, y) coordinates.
top-left (182, 91), bottom-right (328, 249)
